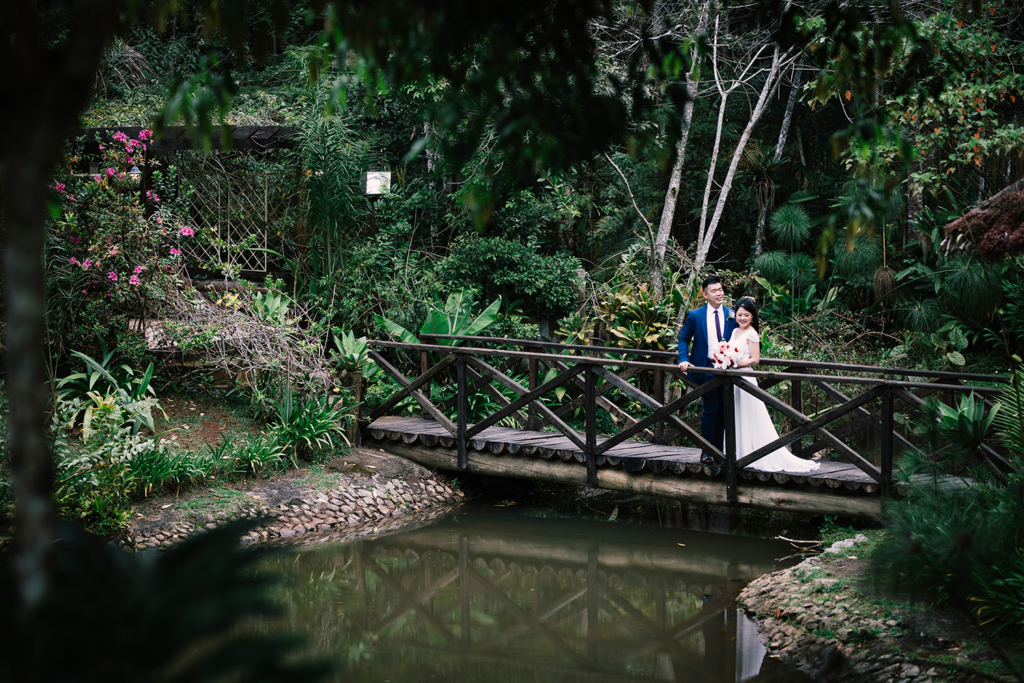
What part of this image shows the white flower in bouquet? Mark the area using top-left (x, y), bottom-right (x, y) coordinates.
top-left (712, 340), bottom-right (743, 369)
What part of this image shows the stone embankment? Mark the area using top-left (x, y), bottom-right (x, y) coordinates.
top-left (739, 536), bottom-right (996, 683)
top-left (130, 447), bottom-right (463, 550)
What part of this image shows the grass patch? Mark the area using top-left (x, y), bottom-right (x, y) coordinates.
top-left (173, 487), bottom-right (254, 514)
top-left (293, 465), bottom-right (344, 490)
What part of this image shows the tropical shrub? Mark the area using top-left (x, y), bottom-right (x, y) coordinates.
top-left (875, 381), bottom-right (1024, 635)
top-left (271, 392), bottom-right (351, 464)
top-left (57, 349), bottom-right (161, 434)
top-left (376, 288), bottom-right (501, 345)
top-left (435, 236), bottom-right (583, 318)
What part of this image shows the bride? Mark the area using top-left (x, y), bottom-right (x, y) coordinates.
top-left (728, 298), bottom-right (819, 473)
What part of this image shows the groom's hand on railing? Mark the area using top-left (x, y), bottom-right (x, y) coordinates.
top-left (678, 361), bottom-right (691, 372)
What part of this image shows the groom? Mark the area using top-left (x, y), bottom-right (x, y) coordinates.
top-left (677, 275), bottom-right (737, 473)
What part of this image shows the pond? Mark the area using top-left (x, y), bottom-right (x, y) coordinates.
top-left (270, 505), bottom-right (813, 683)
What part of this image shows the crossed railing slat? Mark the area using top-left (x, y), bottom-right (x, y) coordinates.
top-left (365, 338), bottom-right (1008, 501)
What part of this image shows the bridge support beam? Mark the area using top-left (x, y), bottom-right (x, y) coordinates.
top-left (380, 442), bottom-right (884, 520)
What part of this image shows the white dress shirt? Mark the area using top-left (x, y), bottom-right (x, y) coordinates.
top-left (706, 303), bottom-right (725, 359)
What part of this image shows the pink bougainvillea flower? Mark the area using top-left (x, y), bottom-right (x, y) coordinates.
top-left (93, 175), bottom-right (101, 183)
top-left (107, 272), bottom-right (118, 281)
top-left (112, 131), bottom-right (128, 143)
top-left (133, 265), bottom-right (144, 274)
top-left (106, 168), bottom-right (115, 177)
top-left (180, 226), bottom-right (195, 237)
top-left (139, 129), bottom-right (154, 141)
top-left (170, 248), bottom-right (182, 256)
top-left (129, 274), bottom-right (141, 286)
top-left (69, 257), bottom-right (79, 265)
top-left (82, 260), bottom-right (92, 269)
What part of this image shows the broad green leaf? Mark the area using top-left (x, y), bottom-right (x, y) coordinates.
top-left (463, 297), bottom-right (501, 337)
top-left (375, 315), bottom-right (420, 344)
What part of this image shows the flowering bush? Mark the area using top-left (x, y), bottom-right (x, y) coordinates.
top-left (47, 130), bottom-right (196, 362)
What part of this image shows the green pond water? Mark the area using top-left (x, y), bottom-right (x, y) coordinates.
top-left (270, 505), bottom-right (812, 683)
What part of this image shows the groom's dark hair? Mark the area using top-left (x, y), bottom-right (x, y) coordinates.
top-left (702, 275), bottom-right (722, 290)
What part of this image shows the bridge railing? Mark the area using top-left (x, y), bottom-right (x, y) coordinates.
top-left (365, 336), bottom-right (1009, 502)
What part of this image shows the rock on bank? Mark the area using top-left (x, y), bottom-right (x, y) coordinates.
top-left (130, 447), bottom-right (463, 549)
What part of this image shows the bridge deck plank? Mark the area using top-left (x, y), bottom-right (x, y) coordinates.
top-left (366, 417), bottom-right (890, 492)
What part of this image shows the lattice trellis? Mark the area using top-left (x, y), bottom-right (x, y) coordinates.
top-left (172, 151), bottom-right (295, 273)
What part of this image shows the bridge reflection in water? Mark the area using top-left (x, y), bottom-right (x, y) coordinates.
top-left (272, 510), bottom-right (810, 683)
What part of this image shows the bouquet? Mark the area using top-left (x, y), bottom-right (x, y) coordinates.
top-left (712, 340), bottom-right (743, 369)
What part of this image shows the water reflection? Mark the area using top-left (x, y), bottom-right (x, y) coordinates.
top-left (271, 508), bottom-right (810, 682)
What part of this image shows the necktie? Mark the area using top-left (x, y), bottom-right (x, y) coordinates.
top-left (714, 309), bottom-right (722, 342)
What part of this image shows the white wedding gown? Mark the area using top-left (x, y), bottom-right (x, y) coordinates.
top-left (730, 328), bottom-right (820, 473)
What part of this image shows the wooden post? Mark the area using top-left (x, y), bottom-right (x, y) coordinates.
top-left (420, 350), bottom-right (430, 420)
top-left (528, 346), bottom-right (539, 431)
top-left (880, 385), bottom-right (894, 498)
top-left (585, 365), bottom-right (598, 485)
top-left (459, 535), bottom-right (470, 647)
top-left (790, 378), bottom-right (802, 456)
top-left (456, 354), bottom-right (468, 470)
top-left (587, 548), bottom-right (599, 660)
top-left (723, 377), bottom-right (738, 502)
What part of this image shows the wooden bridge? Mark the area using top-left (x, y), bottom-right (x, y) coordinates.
top-left (362, 335), bottom-right (1010, 519)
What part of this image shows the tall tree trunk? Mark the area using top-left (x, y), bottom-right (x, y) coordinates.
top-left (651, 1), bottom-right (710, 298)
top-left (753, 61), bottom-right (801, 257)
top-left (3, 0), bottom-right (115, 614)
top-left (4, 157), bottom-right (54, 610)
top-left (681, 32), bottom-right (795, 322)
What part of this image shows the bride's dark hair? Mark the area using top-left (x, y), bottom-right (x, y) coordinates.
top-left (735, 297), bottom-right (760, 331)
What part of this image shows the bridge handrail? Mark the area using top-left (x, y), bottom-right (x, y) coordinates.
top-left (370, 339), bottom-right (1005, 394)
top-left (366, 338), bottom-right (1015, 503)
top-left (416, 334), bottom-right (1008, 384)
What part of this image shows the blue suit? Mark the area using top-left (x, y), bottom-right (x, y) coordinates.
top-left (678, 304), bottom-right (737, 457)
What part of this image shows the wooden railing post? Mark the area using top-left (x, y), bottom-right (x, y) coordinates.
top-left (881, 384), bottom-right (894, 498)
top-left (723, 376), bottom-right (738, 502)
top-left (652, 365), bottom-right (664, 444)
top-left (456, 353), bottom-right (468, 470)
top-left (420, 349), bottom-right (430, 419)
top-left (527, 345), bottom-right (539, 430)
top-left (585, 365), bottom-right (598, 485)
top-left (790, 377), bottom-right (802, 456)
